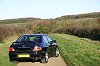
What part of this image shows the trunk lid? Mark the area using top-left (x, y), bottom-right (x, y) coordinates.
top-left (12, 42), bottom-right (37, 52)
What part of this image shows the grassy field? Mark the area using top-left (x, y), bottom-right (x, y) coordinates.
top-left (0, 34), bottom-right (100, 66)
top-left (0, 36), bottom-right (17, 66)
top-left (51, 34), bottom-right (100, 66)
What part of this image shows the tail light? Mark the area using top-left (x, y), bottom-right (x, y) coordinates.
top-left (33, 46), bottom-right (42, 52)
top-left (9, 47), bottom-right (15, 51)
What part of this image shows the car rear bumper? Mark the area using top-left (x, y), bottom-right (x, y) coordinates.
top-left (9, 51), bottom-right (45, 62)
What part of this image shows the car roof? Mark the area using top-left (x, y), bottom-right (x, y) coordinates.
top-left (22, 34), bottom-right (48, 36)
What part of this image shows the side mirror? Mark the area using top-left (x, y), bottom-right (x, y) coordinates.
top-left (49, 40), bottom-right (56, 44)
top-left (52, 40), bottom-right (56, 43)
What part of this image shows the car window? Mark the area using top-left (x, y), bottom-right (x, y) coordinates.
top-left (16, 35), bottom-right (41, 43)
top-left (46, 36), bottom-right (52, 42)
top-left (42, 36), bottom-right (48, 43)
top-left (16, 36), bottom-right (25, 42)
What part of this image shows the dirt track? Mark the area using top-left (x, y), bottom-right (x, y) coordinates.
top-left (17, 55), bottom-right (67, 66)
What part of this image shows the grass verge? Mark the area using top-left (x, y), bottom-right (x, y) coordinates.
top-left (50, 34), bottom-right (100, 66)
top-left (0, 36), bottom-right (17, 66)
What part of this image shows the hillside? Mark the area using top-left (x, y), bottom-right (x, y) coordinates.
top-left (0, 12), bottom-right (100, 24)
top-left (55, 12), bottom-right (100, 20)
top-left (0, 17), bottom-right (41, 24)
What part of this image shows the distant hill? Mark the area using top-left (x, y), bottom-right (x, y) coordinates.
top-left (55, 12), bottom-right (100, 20)
top-left (0, 17), bottom-right (41, 24)
top-left (0, 12), bottom-right (100, 24)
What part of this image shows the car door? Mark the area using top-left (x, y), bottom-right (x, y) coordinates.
top-left (42, 35), bottom-right (52, 56)
top-left (46, 35), bottom-right (56, 56)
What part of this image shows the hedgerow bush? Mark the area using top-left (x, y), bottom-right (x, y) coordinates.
top-left (55, 18), bottom-right (100, 40)
top-left (0, 17), bottom-right (100, 41)
top-left (0, 25), bottom-right (30, 42)
top-left (28, 19), bottom-right (57, 34)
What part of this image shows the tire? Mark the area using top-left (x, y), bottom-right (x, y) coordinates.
top-left (9, 58), bottom-right (13, 62)
top-left (9, 58), bottom-right (19, 63)
top-left (12, 61), bottom-right (19, 63)
top-left (40, 52), bottom-right (48, 63)
top-left (54, 48), bottom-right (59, 57)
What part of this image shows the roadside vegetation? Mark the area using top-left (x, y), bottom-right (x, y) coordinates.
top-left (0, 24), bottom-right (31, 42)
top-left (51, 34), bottom-right (100, 66)
top-left (55, 18), bottom-right (100, 40)
top-left (0, 37), bottom-right (17, 66)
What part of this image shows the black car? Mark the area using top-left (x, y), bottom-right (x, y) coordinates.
top-left (9, 34), bottom-right (59, 63)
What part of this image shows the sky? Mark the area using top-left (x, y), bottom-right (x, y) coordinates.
top-left (0, 0), bottom-right (100, 20)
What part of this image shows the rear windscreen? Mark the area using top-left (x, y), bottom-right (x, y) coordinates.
top-left (16, 35), bottom-right (41, 43)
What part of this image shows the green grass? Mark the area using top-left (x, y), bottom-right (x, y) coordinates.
top-left (0, 37), bottom-right (17, 66)
top-left (50, 34), bottom-right (100, 66)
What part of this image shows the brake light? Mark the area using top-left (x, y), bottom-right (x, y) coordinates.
top-left (9, 47), bottom-right (15, 51)
top-left (33, 46), bottom-right (42, 52)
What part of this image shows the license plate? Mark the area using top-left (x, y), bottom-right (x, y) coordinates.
top-left (18, 54), bottom-right (30, 58)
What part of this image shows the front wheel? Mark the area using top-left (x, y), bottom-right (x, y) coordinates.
top-left (40, 52), bottom-right (48, 63)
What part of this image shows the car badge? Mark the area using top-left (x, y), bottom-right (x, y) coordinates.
top-left (23, 45), bottom-right (25, 48)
